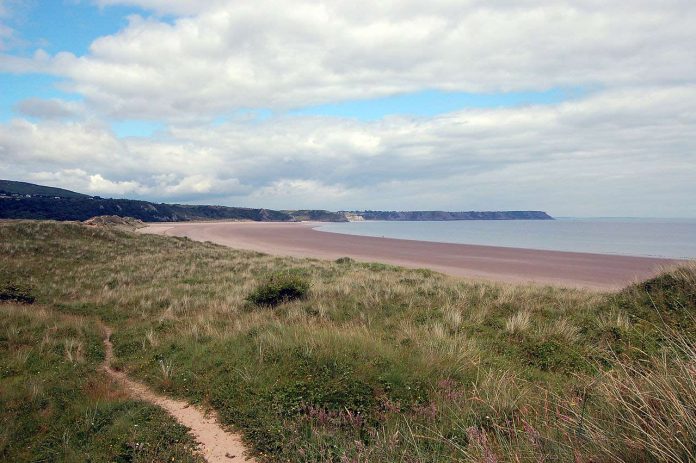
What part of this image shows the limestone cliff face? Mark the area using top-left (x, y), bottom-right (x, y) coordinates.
top-left (342, 211), bottom-right (554, 221)
top-left (343, 212), bottom-right (366, 222)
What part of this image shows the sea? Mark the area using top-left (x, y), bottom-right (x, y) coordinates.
top-left (315, 218), bottom-right (696, 259)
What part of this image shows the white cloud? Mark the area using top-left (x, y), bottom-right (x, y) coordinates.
top-left (27, 169), bottom-right (148, 196)
top-left (94, 0), bottom-right (223, 16)
top-left (86, 173), bottom-right (147, 195)
top-left (24, 169), bottom-right (246, 199)
top-left (156, 174), bottom-right (246, 197)
top-left (0, 22), bottom-right (10, 41)
top-left (18, 1), bottom-right (691, 120)
top-left (1, 2), bottom-right (694, 216)
top-left (251, 179), bottom-right (351, 209)
top-left (0, 119), bottom-right (125, 166)
top-left (0, 1), bottom-right (13, 50)
top-left (14, 98), bottom-right (84, 119)
top-left (2, 86), bottom-right (695, 215)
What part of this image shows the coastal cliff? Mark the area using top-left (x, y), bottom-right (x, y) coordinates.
top-left (343, 210), bottom-right (554, 221)
top-left (1, 180), bottom-right (552, 222)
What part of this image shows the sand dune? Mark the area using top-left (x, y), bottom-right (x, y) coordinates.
top-left (142, 221), bottom-right (677, 290)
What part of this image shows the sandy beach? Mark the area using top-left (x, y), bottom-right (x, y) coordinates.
top-left (142, 221), bottom-right (678, 290)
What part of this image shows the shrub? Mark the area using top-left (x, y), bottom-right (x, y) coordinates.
top-left (247, 274), bottom-right (309, 306)
top-left (0, 281), bottom-right (35, 304)
top-left (335, 257), bottom-right (354, 264)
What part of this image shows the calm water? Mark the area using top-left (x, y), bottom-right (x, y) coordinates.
top-left (316, 218), bottom-right (696, 259)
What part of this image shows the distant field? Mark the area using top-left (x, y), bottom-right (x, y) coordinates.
top-left (1, 220), bottom-right (695, 462)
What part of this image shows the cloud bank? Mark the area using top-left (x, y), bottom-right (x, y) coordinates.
top-left (1, 1), bottom-right (695, 216)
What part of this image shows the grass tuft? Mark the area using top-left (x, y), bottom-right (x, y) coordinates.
top-left (505, 309), bottom-right (531, 334)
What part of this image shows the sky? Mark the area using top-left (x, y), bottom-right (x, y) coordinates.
top-left (1, 1), bottom-right (695, 217)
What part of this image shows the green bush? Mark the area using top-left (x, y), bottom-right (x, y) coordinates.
top-left (0, 281), bottom-right (35, 304)
top-left (335, 257), bottom-right (354, 264)
top-left (247, 274), bottom-right (310, 306)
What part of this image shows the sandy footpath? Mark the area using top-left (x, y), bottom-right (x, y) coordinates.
top-left (141, 221), bottom-right (678, 290)
top-left (101, 325), bottom-right (255, 462)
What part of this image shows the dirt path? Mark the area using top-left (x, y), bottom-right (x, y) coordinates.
top-left (101, 326), bottom-right (255, 463)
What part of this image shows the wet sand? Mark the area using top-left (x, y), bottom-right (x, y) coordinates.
top-left (142, 221), bottom-right (678, 290)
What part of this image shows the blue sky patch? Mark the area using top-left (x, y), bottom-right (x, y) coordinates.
top-left (4, 1), bottom-right (143, 56)
top-left (290, 88), bottom-right (584, 120)
top-left (0, 74), bottom-right (82, 121)
top-left (111, 120), bottom-right (164, 138)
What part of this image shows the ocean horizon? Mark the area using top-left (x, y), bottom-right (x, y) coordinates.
top-left (316, 217), bottom-right (696, 259)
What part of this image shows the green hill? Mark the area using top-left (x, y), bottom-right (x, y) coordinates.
top-left (0, 179), bottom-right (347, 222)
top-left (0, 179), bottom-right (90, 199)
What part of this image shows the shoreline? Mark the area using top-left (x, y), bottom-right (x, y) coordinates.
top-left (141, 221), bottom-right (678, 290)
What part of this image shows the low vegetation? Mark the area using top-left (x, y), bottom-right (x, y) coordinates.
top-left (1, 220), bottom-right (694, 462)
top-left (83, 215), bottom-right (147, 231)
top-left (247, 273), bottom-right (310, 307)
top-left (0, 303), bottom-right (204, 462)
top-left (0, 280), bottom-right (35, 304)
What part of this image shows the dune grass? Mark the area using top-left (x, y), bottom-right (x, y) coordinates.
top-left (0, 303), bottom-right (204, 462)
top-left (1, 220), bottom-right (695, 462)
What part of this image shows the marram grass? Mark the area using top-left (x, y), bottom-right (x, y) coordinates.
top-left (1, 220), bottom-right (695, 462)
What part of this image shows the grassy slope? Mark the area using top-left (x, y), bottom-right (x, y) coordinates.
top-left (0, 180), bottom-right (89, 198)
top-left (0, 179), bottom-right (346, 223)
top-left (1, 220), bottom-right (695, 462)
top-left (0, 302), bottom-right (204, 462)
